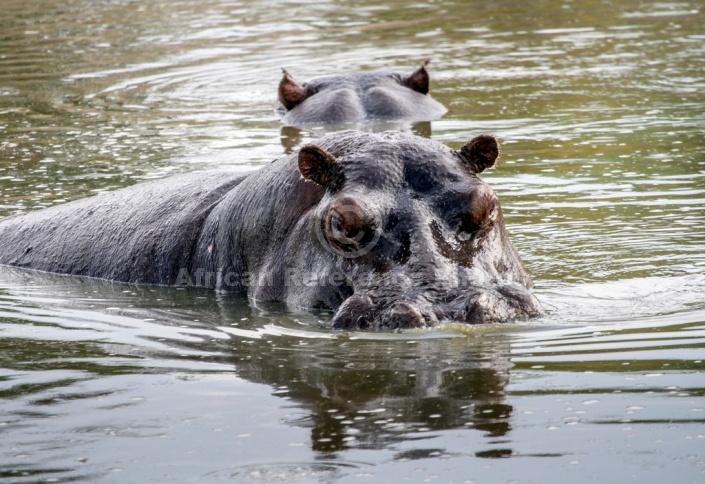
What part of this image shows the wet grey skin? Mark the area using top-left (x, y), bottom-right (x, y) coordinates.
top-left (277, 62), bottom-right (447, 126)
top-left (0, 131), bottom-right (542, 330)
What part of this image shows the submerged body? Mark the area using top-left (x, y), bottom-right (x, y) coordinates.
top-left (0, 131), bottom-right (542, 329)
top-left (277, 63), bottom-right (447, 126)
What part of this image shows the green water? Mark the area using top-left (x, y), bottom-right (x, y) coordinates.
top-left (0, 0), bottom-right (704, 482)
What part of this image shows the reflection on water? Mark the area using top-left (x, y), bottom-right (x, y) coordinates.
top-left (0, 268), bottom-right (514, 475)
top-left (1, 267), bottom-right (704, 481)
top-left (1, 0), bottom-right (704, 481)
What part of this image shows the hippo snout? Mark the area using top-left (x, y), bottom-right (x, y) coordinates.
top-left (331, 283), bottom-right (542, 331)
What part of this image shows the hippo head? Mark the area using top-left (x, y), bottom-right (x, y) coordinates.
top-left (294, 131), bottom-right (543, 329)
top-left (277, 62), bottom-right (447, 125)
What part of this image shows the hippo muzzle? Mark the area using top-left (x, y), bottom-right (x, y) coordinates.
top-left (330, 281), bottom-right (542, 330)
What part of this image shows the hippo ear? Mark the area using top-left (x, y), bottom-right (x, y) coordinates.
top-left (298, 144), bottom-right (337, 186)
top-left (403, 60), bottom-right (431, 95)
top-left (278, 68), bottom-right (307, 110)
top-left (458, 134), bottom-right (500, 173)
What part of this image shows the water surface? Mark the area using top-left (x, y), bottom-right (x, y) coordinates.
top-left (1, 0), bottom-right (704, 481)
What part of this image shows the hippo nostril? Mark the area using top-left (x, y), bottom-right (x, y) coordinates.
top-left (331, 294), bottom-right (375, 330)
top-left (356, 315), bottom-right (371, 329)
top-left (464, 284), bottom-right (543, 325)
top-left (465, 291), bottom-right (493, 325)
top-left (383, 302), bottom-right (427, 329)
top-left (423, 310), bottom-right (440, 326)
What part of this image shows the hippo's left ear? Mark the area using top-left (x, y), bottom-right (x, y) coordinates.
top-left (298, 144), bottom-right (337, 186)
top-left (279, 68), bottom-right (307, 110)
top-left (457, 134), bottom-right (500, 173)
top-left (403, 60), bottom-right (431, 95)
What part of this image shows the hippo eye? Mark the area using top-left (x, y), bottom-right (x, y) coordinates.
top-left (331, 213), bottom-right (351, 240)
top-left (456, 187), bottom-right (498, 240)
top-left (324, 198), bottom-right (378, 253)
top-left (305, 83), bottom-right (320, 96)
top-left (329, 208), bottom-right (366, 244)
top-left (456, 216), bottom-right (482, 241)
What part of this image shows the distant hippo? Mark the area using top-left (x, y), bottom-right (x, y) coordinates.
top-left (0, 131), bottom-right (542, 329)
top-left (277, 62), bottom-right (447, 126)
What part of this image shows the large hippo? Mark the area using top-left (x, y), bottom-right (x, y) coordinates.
top-left (0, 131), bottom-right (542, 329)
top-left (277, 62), bottom-right (447, 126)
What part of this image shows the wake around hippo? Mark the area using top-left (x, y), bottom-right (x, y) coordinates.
top-left (277, 62), bottom-right (447, 126)
top-left (0, 131), bottom-right (542, 329)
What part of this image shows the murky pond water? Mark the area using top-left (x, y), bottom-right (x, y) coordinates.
top-left (1, 0), bottom-right (704, 481)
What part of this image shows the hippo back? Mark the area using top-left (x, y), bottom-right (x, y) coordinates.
top-left (0, 171), bottom-right (248, 284)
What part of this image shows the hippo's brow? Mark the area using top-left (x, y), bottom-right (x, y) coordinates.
top-left (404, 162), bottom-right (462, 194)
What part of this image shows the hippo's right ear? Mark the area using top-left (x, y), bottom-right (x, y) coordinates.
top-left (298, 144), bottom-right (337, 186)
top-left (279, 68), bottom-right (307, 110)
top-left (403, 60), bottom-right (431, 95)
top-left (457, 134), bottom-right (500, 173)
